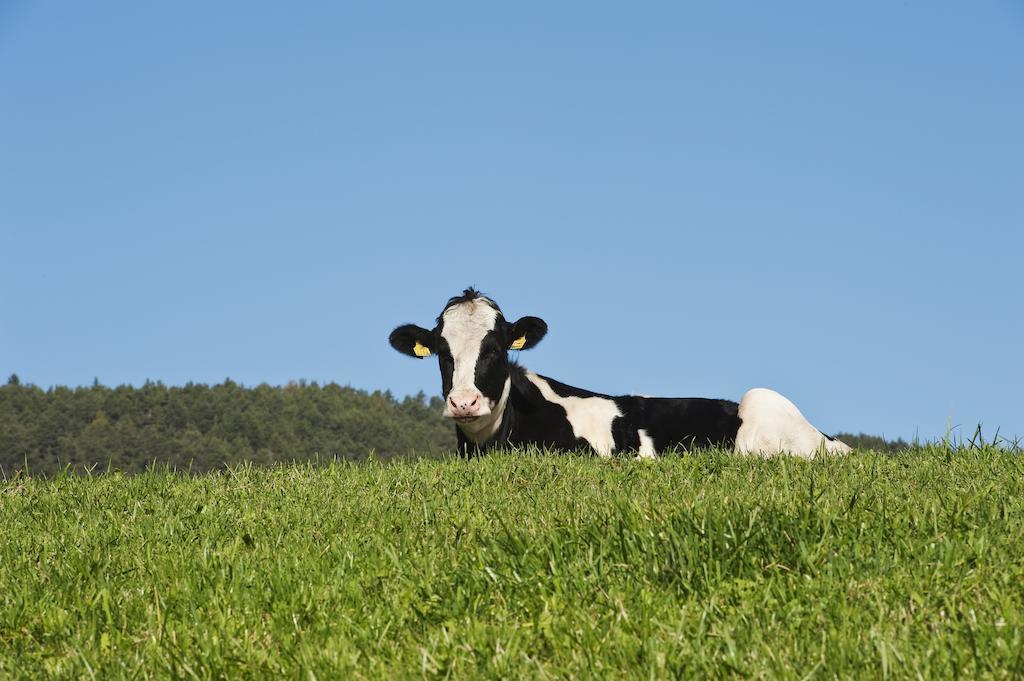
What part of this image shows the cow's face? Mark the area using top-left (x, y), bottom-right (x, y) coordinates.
top-left (389, 289), bottom-right (547, 434)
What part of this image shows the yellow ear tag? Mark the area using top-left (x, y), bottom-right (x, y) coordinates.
top-left (510, 335), bottom-right (527, 351)
top-left (413, 342), bottom-right (431, 358)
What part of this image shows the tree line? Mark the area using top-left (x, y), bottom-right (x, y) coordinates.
top-left (832, 431), bottom-right (910, 452)
top-left (0, 374), bottom-right (456, 476)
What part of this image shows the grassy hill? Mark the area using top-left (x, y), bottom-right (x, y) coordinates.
top-left (2, 447), bottom-right (1021, 678)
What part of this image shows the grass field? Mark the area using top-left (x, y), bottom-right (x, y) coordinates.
top-left (2, 448), bottom-right (1022, 679)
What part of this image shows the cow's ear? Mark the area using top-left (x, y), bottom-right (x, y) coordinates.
top-left (507, 316), bottom-right (547, 351)
top-left (389, 324), bottom-right (435, 359)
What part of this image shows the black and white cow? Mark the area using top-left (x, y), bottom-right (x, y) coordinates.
top-left (389, 288), bottom-right (851, 458)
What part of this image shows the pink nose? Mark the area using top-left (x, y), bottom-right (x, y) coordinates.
top-left (448, 392), bottom-right (482, 418)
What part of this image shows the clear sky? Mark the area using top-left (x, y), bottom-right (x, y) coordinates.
top-left (2, 2), bottom-right (1022, 443)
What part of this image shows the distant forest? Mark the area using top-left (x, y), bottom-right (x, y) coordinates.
top-left (0, 374), bottom-right (906, 476)
top-left (0, 375), bottom-right (455, 476)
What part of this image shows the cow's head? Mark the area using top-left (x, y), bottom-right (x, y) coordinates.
top-left (389, 288), bottom-right (547, 439)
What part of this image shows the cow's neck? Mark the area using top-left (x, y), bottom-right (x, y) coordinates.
top-left (455, 364), bottom-right (594, 454)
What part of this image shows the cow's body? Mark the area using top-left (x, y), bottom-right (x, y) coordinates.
top-left (390, 288), bottom-right (850, 458)
top-left (456, 365), bottom-right (741, 457)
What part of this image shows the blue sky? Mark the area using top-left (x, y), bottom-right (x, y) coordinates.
top-left (2, 2), bottom-right (1022, 443)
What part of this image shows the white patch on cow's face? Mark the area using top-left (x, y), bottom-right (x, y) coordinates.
top-left (636, 429), bottom-right (657, 459)
top-left (525, 372), bottom-right (622, 457)
top-left (734, 387), bottom-right (852, 458)
top-left (440, 298), bottom-right (500, 418)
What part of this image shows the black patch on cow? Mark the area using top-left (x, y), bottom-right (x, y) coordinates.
top-left (472, 328), bottom-right (513, 405)
top-left (615, 396), bottom-right (741, 451)
top-left (434, 336), bottom-right (455, 398)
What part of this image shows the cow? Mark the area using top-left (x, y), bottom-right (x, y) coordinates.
top-left (389, 288), bottom-right (851, 458)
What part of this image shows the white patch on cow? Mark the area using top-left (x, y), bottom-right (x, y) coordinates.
top-left (525, 372), bottom-right (622, 457)
top-left (440, 298), bottom-right (500, 415)
top-left (636, 429), bottom-right (657, 460)
top-left (735, 388), bottom-right (852, 458)
top-left (457, 377), bottom-right (510, 444)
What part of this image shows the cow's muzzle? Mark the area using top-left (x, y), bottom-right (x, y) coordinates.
top-left (446, 389), bottom-right (490, 420)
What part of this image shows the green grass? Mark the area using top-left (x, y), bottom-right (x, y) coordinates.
top-left (2, 448), bottom-right (1022, 679)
